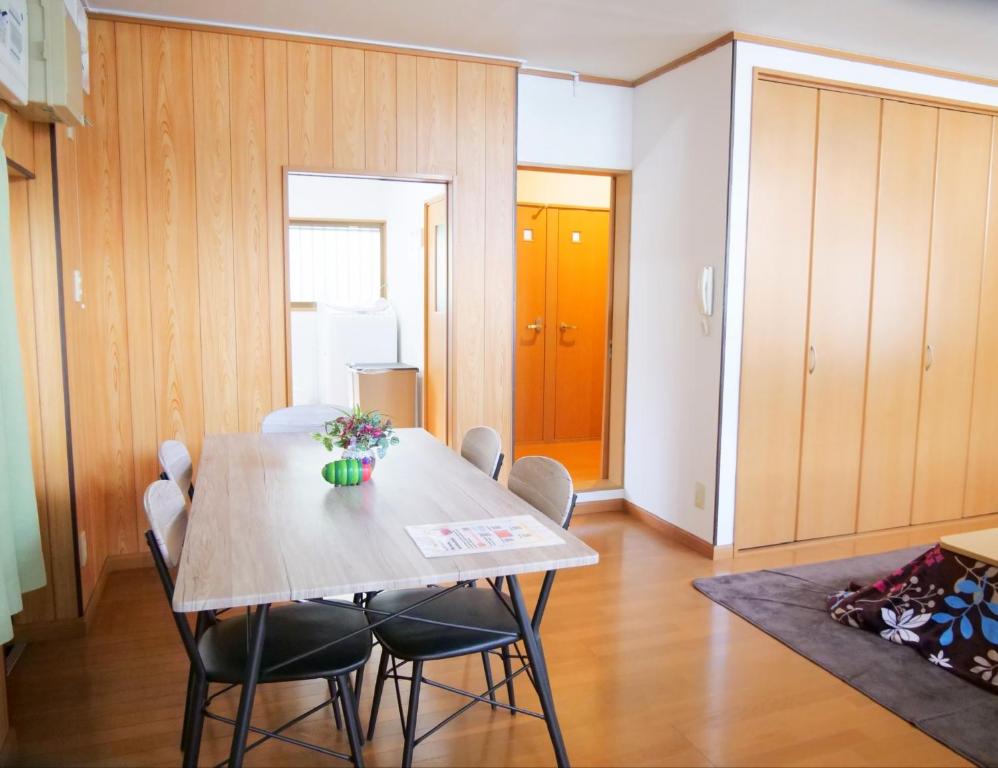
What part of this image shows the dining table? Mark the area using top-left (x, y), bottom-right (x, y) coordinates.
top-left (173, 427), bottom-right (599, 767)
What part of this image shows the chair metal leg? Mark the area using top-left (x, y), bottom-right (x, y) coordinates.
top-left (401, 660), bottom-right (423, 768)
top-left (337, 673), bottom-right (366, 768)
top-left (367, 649), bottom-right (390, 741)
top-left (481, 651), bottom-right (497, 710)
top-left (501, 646), bottom-right (516, 712)
top-left (353, 664), bottom-right (366, 744)
top-left (180, 662), bottom-right (196, 750)
top-left (327, 678), bottom-right (344, 730)
top-left (182, 672), bottom-right (208, 768)
top-left (507, 575), bottom-right (569, 768)
top-left (227, 603), bottom-right (269, 768)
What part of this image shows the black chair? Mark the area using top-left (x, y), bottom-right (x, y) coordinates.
top-left (143, 479), bottom-right (371, 767)
top-left (365, 456), bottom-right (577, 767)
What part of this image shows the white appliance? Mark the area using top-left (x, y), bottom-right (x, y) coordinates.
top-left (291, 302), bottom-right (399, 407)
top-left (0, 0), bottom-right (28, 105)
top-left (17, 0), bottom-right (85, 125)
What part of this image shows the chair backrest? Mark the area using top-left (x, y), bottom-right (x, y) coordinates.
top-left (261, 404), bottom-right (346, 434)
top-left (143, 480), bottom-right (206, 675)
top-left (143, 479), bottom-right (189, 569)
top-left (158, 440), bottom-right (194, 499)
top-left (508, 456), bottom-right (576, 529)
top-left (461, 426), bottom-right (503, 480)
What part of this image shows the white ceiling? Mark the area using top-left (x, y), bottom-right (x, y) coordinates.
top-left (85, 0), bottom-right (998, 82)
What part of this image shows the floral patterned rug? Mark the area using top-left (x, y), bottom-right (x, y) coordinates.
top-left (694, 546), bottom-right (997, 767)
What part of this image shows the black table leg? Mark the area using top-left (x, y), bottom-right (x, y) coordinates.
top-left (227, 603), bottom-right (270, 768)
top-left (507, 575), bottom-right (569, 768)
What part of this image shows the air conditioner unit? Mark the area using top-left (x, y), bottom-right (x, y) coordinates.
top-left (15, 0), bottom-right (85, 125)
top-left (0, 0), bottom-right (29, 105)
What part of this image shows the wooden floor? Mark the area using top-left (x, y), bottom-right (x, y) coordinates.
top-left (515, 440), bottom-right (603, 489)
top-left (0, 512), bottom-right (969, 767)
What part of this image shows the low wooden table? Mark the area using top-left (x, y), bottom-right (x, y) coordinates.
top-left (940, 528), bottom-right (998, 568)
top-left (175, 428), bottom-right (598, 767)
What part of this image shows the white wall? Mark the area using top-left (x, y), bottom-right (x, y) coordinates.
top-left (715, 42), bottom-right (998, 546)
top-left (517, 74), bottom-right (633, 170)
top-left (516, 169), bottom-right (611, 207)
top-left (287, 174), bottom-right (445, 371)
top-left (624, 44), bottom-right (733, 543)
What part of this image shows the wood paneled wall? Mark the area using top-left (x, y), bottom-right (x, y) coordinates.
top-left (59, 18), bottom-right (516, 604)
top-left (8, 124), bottom-right (78, 627)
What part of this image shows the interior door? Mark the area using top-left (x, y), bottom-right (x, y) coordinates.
top-left (856, 101), bottom-right (937, 532)
top-left (424, 195), bottom-right (447, 440)
top-left (553, 208), bottom-right (610, 441)
top-left (965, 117), bottom-right (998, 518)
top-left (796, 90), bottom-right (881, 542)
top-left (912, 110), bottom-right (992, 524)
top-left (734, 80), bottom-right (817, 550)
top-left (515, 205), bottom-right (547, 443)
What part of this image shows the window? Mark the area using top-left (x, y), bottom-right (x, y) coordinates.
top-left (288, 221), bottom-right (385, 307)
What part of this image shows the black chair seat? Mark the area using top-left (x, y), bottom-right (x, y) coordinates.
top-left (367, 587), bottom-right (520, 661)
top-left (200, 602), bottom-right (371, 684)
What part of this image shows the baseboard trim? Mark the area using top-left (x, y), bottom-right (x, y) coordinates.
top-left (105, 551), bottom-right (153, 572)
top-left (623, 500), bottom-right (727, 559)
top-left (11, 617), bottom-right (84, 644)
top-left (734, 511), bottom-right (998, 557)
top-left (574, 498), bottom-right (625, 515)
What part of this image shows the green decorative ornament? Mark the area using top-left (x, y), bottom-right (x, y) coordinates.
top-left (321, 458), bottom-right (364, 486)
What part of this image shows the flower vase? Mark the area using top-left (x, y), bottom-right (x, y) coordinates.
top-left (343, 448), bottom-right (376, 483)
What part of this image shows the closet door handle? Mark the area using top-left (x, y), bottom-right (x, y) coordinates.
top-left (925, 344), bottom-right (934, 371)
top-left (807, 345), bottom-right (816, 374)
top-left (526, 317), bottom-right (543, 332)
top-left (559, 322), bottom-right (578, 332)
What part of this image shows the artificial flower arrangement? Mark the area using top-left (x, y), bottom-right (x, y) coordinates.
top-left (313, 405), bottom-right (399, 486)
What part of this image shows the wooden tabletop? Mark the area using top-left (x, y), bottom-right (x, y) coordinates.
top-left (940, 527), bottom-right (998, 568)
top-left (173, 429), bottom-right (599, 612)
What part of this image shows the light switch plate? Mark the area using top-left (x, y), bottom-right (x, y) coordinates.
top-left (694, 482), bottom-right (706, 510)
top-left (523, 228), bottom-right (533, 242)
top-left (571, 231), bottom-right (581, 243)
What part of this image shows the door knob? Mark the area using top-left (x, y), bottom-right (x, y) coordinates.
top-left (559, 322), bottom-right (578, 332)
top-left (526, 317), bottom-right (543, 332)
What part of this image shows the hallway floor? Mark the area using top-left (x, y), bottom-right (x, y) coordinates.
top-left (514, 439), bottom-right (603, 489)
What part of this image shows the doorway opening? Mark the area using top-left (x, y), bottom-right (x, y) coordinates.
top-left (284, 172), bottom-right (449, 438)
top-left (513, 168), bottom-right (629, 490)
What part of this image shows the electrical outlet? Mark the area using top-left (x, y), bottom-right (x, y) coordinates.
top-left (78, 530), bottom-right (88, 568)
top-left (694, 482), bottom-right (706, 510)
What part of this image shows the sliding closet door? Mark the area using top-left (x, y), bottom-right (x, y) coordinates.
top-left (911, 109), bottom-right (992, 524)
top-left (856, 102), bottom-right (938, 532)
top-left (796, 91), bottom-right (880, 541)
top-left (735, 80), bottom-right (816, 549)
top-left (963, 116), bottom-right (998, 519)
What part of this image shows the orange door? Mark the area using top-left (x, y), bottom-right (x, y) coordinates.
top-left (515, 205), bottom-right (547, 443)
top-left (424, 196), bottom-right (448, 440)
top-left (552, 208), bottom-right (610, 441)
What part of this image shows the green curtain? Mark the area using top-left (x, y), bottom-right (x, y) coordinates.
top-left (0, 113), bottom-right (46, 645)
